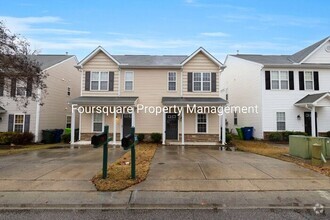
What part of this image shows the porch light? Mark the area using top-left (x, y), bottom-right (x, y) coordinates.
top-left (297, 114), bottom-right (301, 120)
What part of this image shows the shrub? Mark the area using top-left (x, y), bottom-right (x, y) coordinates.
top-left (0, 132), bottom-right (34, 145)
top-left (226, 133), bottom-right (232, 143)
top-left (150, 133), bottom-right (162, 143)
top-left (268, 132), bottom-right (282, 142)
top-left (61, 133), bottom-right (71, 143)
top-left (137, 133), bottom-right (145, 142)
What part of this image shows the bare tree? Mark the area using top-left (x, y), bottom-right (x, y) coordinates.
top-left (0, 21), bottom-right (47, 108)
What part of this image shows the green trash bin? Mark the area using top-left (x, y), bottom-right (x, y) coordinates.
top-left (236, 128), bottom-right (244, 140)
top-left (42, 130), bottom-right (55, 144)
top-left (64, 128), bottom-right (71, 135)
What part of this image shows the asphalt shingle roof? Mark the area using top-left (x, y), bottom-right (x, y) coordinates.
top-left (295, 92), bottom-right (329, 104)
top-left (112, 55), bottom-right (188, 66)
top-left (232, 37), bottom-right (330, 65)
top-left (27, 55), bottom-right (74, 70)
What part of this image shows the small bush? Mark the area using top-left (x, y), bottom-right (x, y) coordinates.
top-left (226, 133), bottom-right (232, 143)
top-left (268, 132), bottom-right (282, 142)
top-left (61, 133), bottom-right (71, 143)
top-left (137, 133), bottom-right (145, 142)
top-left (150, 133), bottom-right (162, 143)
top-left (0, 132), bottom-right (34, 145)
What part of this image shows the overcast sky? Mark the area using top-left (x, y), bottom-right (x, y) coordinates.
top-left (1, 0), bottom-right (329, 61)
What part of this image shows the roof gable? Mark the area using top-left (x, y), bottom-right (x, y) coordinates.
top-left (181, 47), bottom-right (223, 67)
top-left (78, 46), bottom-right (120, 66)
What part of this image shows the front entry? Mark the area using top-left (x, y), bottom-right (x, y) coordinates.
top-left (304, 112), bottom-right (318, 136)
top-left (166, 113), bottom-right (178, 140)
top-left (123, 114), bottom-right (132, 137)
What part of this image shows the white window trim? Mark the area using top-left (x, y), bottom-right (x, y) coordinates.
top-left (167, 71), bottom-right (177, 92)
top-left (124, 71), bottom-right (134, 91)
top-left (90, 71), bottom-right (109, 91)
top-left (304, 71), bottom-right (314, 90)
top-left (195, 113), bottom-right (208, 133)
top-left (270, 70), bottom-right (289, 90)
top-left (276, 112), bottom-right (286, 131)
top-left (91, 113), bottom-right (104, 133)
top-left (66, 115), bottom-right (71, 128)
top-left (193, 72), bottom-right (211, 92)
top-left (14, 114), bottom-right (25, 133)
top-left (16, 80), bottom-right (27, 97)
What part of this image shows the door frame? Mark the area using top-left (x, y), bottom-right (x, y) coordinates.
top-left (304, 111), bottom-right (318, 136)
top-left (165, 113), bottom-right (179, 140)
top-left (122, 113), bottom-right (132, 137)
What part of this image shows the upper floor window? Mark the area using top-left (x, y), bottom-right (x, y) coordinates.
top-left (168, 72), bottom-right (176, 91)
top-left (276, 112), bottom-right (286, 131)
top-left (125, 71), bottom-right (134, 91)
top-left (193, 72), bottom-right (210, 92)
top-left (16, 80), bottom-right (26, 96)
top-left (14, 114), bottom-right (25, 133)
top-left (91, 72), bottom-right (108, 91)
top-left (304, 71), bottom-right (314, 90)
top-left (271, 71), bottom-right (288, 90)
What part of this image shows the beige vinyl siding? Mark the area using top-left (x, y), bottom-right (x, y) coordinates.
top-left (82, 51), bottom-right (119, 96)
top-left (38, 57), bottom-right (80, 138)
top-left (81, 112), bottom-right (120, 133)
top-left (181, 112), bottom-right (219, 134)
top-left (182, 52), bottom-right (220, 97)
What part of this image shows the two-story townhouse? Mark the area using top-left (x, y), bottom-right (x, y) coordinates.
top-left (71, 47), bottom-right (228, 145)
top-left (0, 55), bottom-right (80, 142)
top-left (221, 37), bottom-right (330, 139)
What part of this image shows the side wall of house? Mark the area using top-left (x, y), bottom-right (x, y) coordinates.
top-left (220, 56), bottom-right (263, 138)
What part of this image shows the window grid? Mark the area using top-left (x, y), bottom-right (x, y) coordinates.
top-left (168, 72), bottom-right (176, 91)
top-left (14, 114), bottom-right (24, 133)
top-left (90, 72), bottom-right (109, 91)
top-left (276, 112), bottom-right (286, 131)
top-left (125, 71), bottom-right (134, 91)
top-left (271, 71), bottom-right (289, 90)
top-left (234, 111), bottom-right (238, 125)
top-left (193, 72), bottom-right (210, 92)
top-left (197, 114), bottom-right (207, 133)
top-left (304, 71), bottom-right (314, 90)
top-left (66, 115), bottom-right (71, 128)
top-left (93, 113), bottom-right (103, 132)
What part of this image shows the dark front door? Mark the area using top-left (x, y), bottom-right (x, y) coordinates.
top-left (304, 112), bottom-right (318, 136)
top-left (166, 113), bottom-right (178, 140)
top-left (123, 114), bottom-right (132, 137)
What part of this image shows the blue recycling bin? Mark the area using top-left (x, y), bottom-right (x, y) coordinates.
top-left (54, 129), bottom-right (64, 143)
top-left (242, 127), bottom-right (253, 140)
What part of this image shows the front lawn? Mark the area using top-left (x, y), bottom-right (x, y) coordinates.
top-left (0, 143), bottom-right (69, 156)
top-left (233, 139), bottom-right (330, 177)
top-left (91, 143), bottom-right (157, 191)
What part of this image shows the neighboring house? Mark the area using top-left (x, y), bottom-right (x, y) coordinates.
top-left (221, 37), bottom-right (330, 139)
top-left (0, 55), bottom-right (80, 142)
top-left (71, 47), bottom-right (228, 145)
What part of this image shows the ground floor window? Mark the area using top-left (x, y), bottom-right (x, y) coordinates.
top-left (14, 114), bottom-right (24, 132)
top-left (66, 115), bottom-right (71, 128)
top-left (93, 113), bottom-right (103, 132)
top-left (276, 112), bottom-right (286, 130)
top-left (197, 113), bottom-right (207, 133)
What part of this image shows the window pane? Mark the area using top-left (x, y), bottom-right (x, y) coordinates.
top-left (100, 81), bottom-right (108, 90)
top-left (15, 115), bottom-right (24, 123)
top-left (94, 123), bottom-right (102, 132)
top-left (125, 81), bottom-right (133, 90)
top-left (91, 72), bottom-right (99, 80)
top-left (203, 73), bottom-right (210, 81)
top-left (16, 87), bottom-right (25, 96)
top-left (281, 80), bottom-right (288, 89)
top-left (277, 122), bottom-right (285, 131)
top-left (272, 80), bottom-right (279, 89)
top-left (91, 81), bottom-right (99, 90)
top-left (126, 72), bottom-right (133, 81)
top-left (271, 71), bottom-right (279, 80)
top-left (277, 112), bottom-right (285, 121)
top-left (198, 124), bottom-right (206, 133)
top-left (14, 125), bottom-right (24, 133)
top-left (194, 73), bottom-right (201, 81)
top-left (100, 72), bottom-right (108, 80)
top-left (94, 113), bottom-right (102, 122)
top-left (203, 82), bottom-right (210, 91)
top-left (168, 82), bottom-right (176, 91)
top-left (193, 82), bottom-right (201, 91)
top-left (197, 114), bottom-right (207, 123)
top-left (168, 72), bottom-right (176, 81)
top-left (280, 71), bottom-right (288, 80)
top-left (305, 72), bottom-right (313, 80)
top-left (306, 81), bottom-right (313, 90)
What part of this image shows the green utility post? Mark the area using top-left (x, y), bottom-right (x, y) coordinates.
top-left (91, 125), bottom-right (112, 179)
top-left (102, 125), bottom-right (109, 179)
top-left (130, 127), bottom-right (136, 179)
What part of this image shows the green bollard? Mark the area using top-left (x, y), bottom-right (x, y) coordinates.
top-left (131, 127), bottom-right (136, 179)
top-left (102, 125), bottom-right (109, 179)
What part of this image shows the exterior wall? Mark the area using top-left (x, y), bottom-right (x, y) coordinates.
top-left (261, 68), bottom-right (330, 135)
top-left (220, 56), bottom-right (263, 138)
top-left (82, 51), bottom-right (119, 96)
top-left (182, 52), bottom-right (220, 97)
top-left (38, 56), bottom-right (80, 141)
top-left (304, 40), bottom-right (330, 64)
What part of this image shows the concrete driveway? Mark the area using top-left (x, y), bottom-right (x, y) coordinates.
top-left (0, 146), bottom-right (125, 191)
top-left (130, 146), bottom-right (330, 191)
